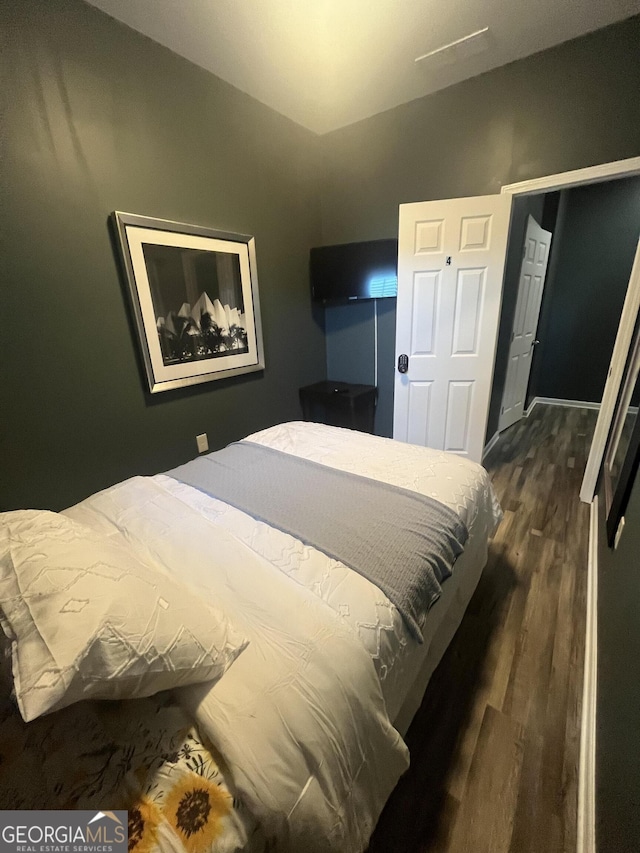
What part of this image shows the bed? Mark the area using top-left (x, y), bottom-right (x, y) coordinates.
top-left (0, 421), bottom-right (502, 853)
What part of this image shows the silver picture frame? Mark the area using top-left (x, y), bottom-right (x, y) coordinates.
top-left (112, 211), bottom-right (265, 393)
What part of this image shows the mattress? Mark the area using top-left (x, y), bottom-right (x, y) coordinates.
top-left (0, 421), bottom-right (502, 853)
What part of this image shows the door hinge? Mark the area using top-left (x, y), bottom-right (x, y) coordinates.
top-left (501, 406), bottom-right (504, 414)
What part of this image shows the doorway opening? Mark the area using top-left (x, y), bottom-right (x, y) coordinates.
top-left (485, 157), bottom-right (640, 502)
top-left (392, 157), bottom-right (640, 494)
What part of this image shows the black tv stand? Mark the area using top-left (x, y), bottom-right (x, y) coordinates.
top-left (298, 380), bottom-right (378, 434)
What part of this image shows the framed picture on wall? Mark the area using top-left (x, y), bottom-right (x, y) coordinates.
top-left (112, 211), bottom-right (265, 393)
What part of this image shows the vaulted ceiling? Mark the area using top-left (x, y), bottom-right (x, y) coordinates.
top-left (84, 0), bottom-right (640, 134)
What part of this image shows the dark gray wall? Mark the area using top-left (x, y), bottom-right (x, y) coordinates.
top-left (0, 0), bottom-right (325, 511)
top-left (326, 302), bottom-right (376, 386)
top-left (325, 298), bottom-right (396, 437)
top-left (529, 177), bottom-right (640, 404)
top-left (320, 15), bottom-right (640, 439)
top-left (597, 477), bottom-right (640, 851)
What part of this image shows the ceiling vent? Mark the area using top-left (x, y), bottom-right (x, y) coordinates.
top-left (415, 26), bottom-right (490, 67)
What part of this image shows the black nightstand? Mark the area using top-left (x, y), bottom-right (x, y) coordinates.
top-left (298, 381), bottom-right (378, 434)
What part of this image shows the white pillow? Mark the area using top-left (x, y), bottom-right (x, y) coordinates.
top-left (0, 510), bottom-right (248, 722)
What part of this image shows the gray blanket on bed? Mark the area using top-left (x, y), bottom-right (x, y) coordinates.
top-left (168, 440), bottom-right (468, 643)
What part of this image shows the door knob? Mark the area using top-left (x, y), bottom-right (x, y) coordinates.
top-left (532, 339), bottom-right (540, 346)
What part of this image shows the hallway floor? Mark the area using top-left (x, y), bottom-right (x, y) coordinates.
top-left (368, 403), bottom-right (597, 853)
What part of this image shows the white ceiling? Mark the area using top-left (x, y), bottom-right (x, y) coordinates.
top-left (84, 0), bottom-right (640, 134)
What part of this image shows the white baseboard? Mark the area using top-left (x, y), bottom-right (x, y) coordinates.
top-left (578, 496), bottom-right (598, 853)
top-left (530, 396), bottom-right (602, 411)
top-left (482, 431), bottom-right (500, 460)
top-left (524, 397), bottom-right (636, 419)
top-left (505, 396), bottom-right (599, 428)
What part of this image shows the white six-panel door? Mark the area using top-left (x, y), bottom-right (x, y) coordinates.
top-left (393, 194), bottom-right (512, 462)
top-left (498, 215), bottom-right (552, 432)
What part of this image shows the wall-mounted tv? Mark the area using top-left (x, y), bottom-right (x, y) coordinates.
top-left (310, 239), bottom-right (398, 302)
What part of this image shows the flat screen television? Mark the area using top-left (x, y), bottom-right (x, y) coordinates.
top-left (310, 239), bottom-right (398, 302)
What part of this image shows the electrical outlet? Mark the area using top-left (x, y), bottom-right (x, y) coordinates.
top-left (196, 433), bottom-right (209, 454)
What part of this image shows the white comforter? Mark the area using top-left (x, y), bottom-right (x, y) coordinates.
top-left (157, 421), bottom-right (502, 720)
top-left (65, 422), bottom-right (502, 852)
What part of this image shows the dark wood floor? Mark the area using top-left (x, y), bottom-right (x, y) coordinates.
top-left (369, 403), bottom-right (597, 853)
